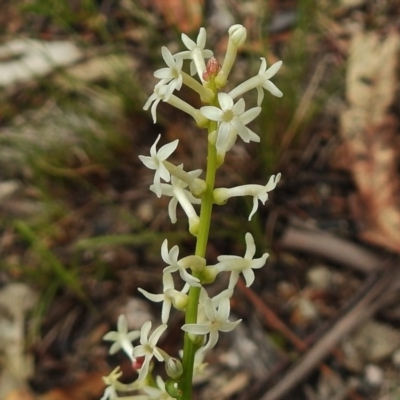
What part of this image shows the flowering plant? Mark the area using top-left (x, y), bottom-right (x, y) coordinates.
top-left (101, 25), bottom-right (282, 400)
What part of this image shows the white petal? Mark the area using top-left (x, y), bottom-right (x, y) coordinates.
top-left (218, 93), bottom-right (234, 111)
top-left (251, 254), bottom-right (269, 269)
top-left (197, 27), bottom-right (207, 48)
top-left (149, 324), bottom-right (168, 346)
top-left (204, 331), bottom-right (219, 350)
top-left (216, 121), bottom-right (233, 150)
top-left (168, 197), bottom-right (178, 223)
top-left (232, 97), bottom-right (245, 115)
top-left (240, 106), bottom-right (261, 125)
top-left (181, 323), bottom-right (210, 335)
top-left (161, 239), bottom-right (170, 264)
top-left (169, 244), bottom-right (180, 263)
top-left (161, 46), bottom-right (175, 68)
top-left (163, 272), bottom-right (175, 290)
top-left (150, 98), bottom-right (160, 123)
top-left (219, 319), bottom-right (242, 332)
top-left (262, 80), bottom-right (283, 97)
top-left (117, 314), bottom-right (128, 333)
top-left (154, 67), bottom-right (173, 80)
top-left (200, 106), bottom-right (224, 121)
top-left (143, 92), bottom-right (157, 111)
top-left (248, 128), bottom-right (260, 143)
top-left (141, 321), bottom-right (152, 343)
top-left (256, 86), bottom-right (264, 106)
top-left (265, 173), bottom-right (281, 191)
top-left (204, 298), bottom-right (216, 321)
top-left (136, 356), bottom-right (151, 381)
top-left (263, 60), bottom-right (283, 80)
top-left (179, 269), bottom-right (201, 287)
top-left (242, 268), bottom-right (255, 287)
top-left (231, 119), bottom-right (250, 142)
top-left (258, 57), bottom-right (267, 74)
top-left (158, 164), bottom-right (170, 184)
top-left (138, 155), bottom-right (156, 170)
top-left (158, 138), bottom-right (179, 160)
top-left (103, 331), bottom-right (118, 341)
top-left (161, 301), bottom-right (172, 324)
top-left (138, 288), bottom-right (164, 303)
top-left (181, 33), bottom-right (195, 50)
top-left (217, 297), bottom-right (231, 321)
top-left (244, 233), bottom-right (256, 258)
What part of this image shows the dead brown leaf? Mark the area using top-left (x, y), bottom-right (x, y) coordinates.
top-left (37, 371), bottom-right (106, 400)
top-left (339, 30), bottom-right (400, 252)
top-left (151, 0), bottom-right (204, 33)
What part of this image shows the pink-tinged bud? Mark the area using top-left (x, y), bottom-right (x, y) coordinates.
top-left (132, 356), bottom-right (145, 370)
top-left (202, 57), bottom-right (221, 81)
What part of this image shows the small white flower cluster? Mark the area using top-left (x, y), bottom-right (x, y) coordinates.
top-left (102, 24), bottom-right (282, 399)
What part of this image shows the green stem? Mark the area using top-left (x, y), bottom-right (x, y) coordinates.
top-left (179, 121), bottom-right (218, 400)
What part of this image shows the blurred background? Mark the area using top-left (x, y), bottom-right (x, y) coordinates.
top-left (1, 0), bottom-right (400, 399)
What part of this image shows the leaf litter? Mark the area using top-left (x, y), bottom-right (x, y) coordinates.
top-left (339, 31), bottom-right (400, 252)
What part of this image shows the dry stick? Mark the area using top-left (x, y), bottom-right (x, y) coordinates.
top-left (260, 265), bottom-right (397, 400)
top-left (258, 223), bottom-right (397, 400)
top-left (277, 224), bottom-right (381, 274)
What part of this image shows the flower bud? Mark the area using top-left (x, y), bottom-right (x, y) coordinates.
top-left (188, 332), bottom-right (205, 346)
top-left (180, 255), bottom-right (206, 272)
top-left (165, 357), bottom-right (183, 379)
top-left (228, 24), bottom-right (247, 47)
top-left (201, 265), bottom-right (219, 284)
top-left (213, 188), bottom-right (229, 205)
top-left (189, 216), bottom-right (200, 236)
top-left (172, 292), bottom-right (188, 310)
top-left (202, 57), bottom-right (221, 82)
top-left (190, 178), bottom-right (207, 198)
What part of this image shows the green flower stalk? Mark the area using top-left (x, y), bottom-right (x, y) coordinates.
top-left (102, 24), bottom-right (283, 400)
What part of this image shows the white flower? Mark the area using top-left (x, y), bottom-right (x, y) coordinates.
top-left (182, 295), bottom-right (241, 350)
top-left (174, 27), bottom-right (213, 81)
top-left (144, 83), bottom-right (208, 126)
top-left (138, 273), bottom-right (189, 324)
top-left (229, 58), bottom-right (283, 105)
top-left (161, 239), bottom-right (202, 287)
top-left (151, 167), bottom-right (202, 235)
top-left (139, 134), bottom-right (179, 198)
top-left (201, 93), bottom-right (261, 155)
top-left (154, 46), bottom-right (183, 98)
top-left (213, 173), bottom-right (281, 220)
top-left (132, 321), bottom-right (168, 381)
top-left (143, 83), bottom-right (169, 123)
top-left (154, 46), bottom-right (213, 103)
top-left (216, 232), bottom-right (268, 289)
top-left (103, 315), bottom-right (140, 362)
